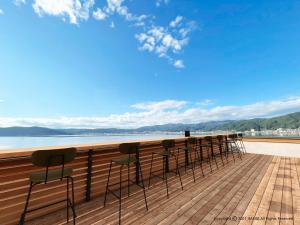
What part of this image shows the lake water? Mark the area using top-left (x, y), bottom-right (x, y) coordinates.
top-left (0, 134), bottom-right (183, 150)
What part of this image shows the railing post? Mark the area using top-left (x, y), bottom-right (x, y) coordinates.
top-left (86, 149), bottom-right (93, 202)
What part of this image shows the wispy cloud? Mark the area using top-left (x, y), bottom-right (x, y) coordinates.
top-left (0, 99), bottom-right (4, 103)
top-left (173, 60), bottom-right (184, 69)
top-left (13, 0), bottom-right (195, 68)
top-left (32, 0), bottom-right (95, 24)
top-left (1, 97), bottom-right (300, 129)
top-left (93, 8), bottom-right (107, 20)
top-left (131, 100), bottom-right (187, 111)
top-left (0, 9), bottom-right (4, 15)
top-left (155, 0), bottom-right (170, 7)
top-left (197, 99), bottom-right (214, 106)
top-left (135, 17), bottom-right (195, 68)
top-left (14, 0), bottom-right (26, 6)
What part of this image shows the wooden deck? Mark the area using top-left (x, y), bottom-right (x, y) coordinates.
top-left (24, 153), bottom-right (300, 225)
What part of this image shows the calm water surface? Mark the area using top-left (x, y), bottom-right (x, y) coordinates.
top-left (0, 134), bottom-right (182, 150)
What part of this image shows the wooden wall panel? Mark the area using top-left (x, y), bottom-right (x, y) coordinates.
top-left (0, 136), bottom-right (223, 225)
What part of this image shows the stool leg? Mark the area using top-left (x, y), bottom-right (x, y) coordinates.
top-left (223, 143), bottom-right (229, 163)
top-left (206, 147), bottom-right (213, 173)
top-left (212, 150), bottom-right (219, 169)
top-left (148, 153), bottom-right (154, 189)
top-left (218, 144), bottom-right (225, 166)
top-left (128, 164), bottom-right (130, 197)
top-left (104, 160), bottom-right (113, 207)
top-left (196, 150), bottom-right (204, 176)
top-left (163, 156), bottom-right (169, 198)
top-left (236, 142), bottom-right (243, 160)
top-left (189, 151), bottom-right (196, 182)
top-left (70, 177), bottom-right (76, 225)
top-left (19, 182), bottom-right (33, 225)
top-left (119, 166), bottom-right (123, 225)
top-left (175, 154), bottom-right (183, 190)
top-left (230, 142), bottom-right (236, 163)
top-left (67, 178), bottom-right (69, 223)
top-left (138, 162), bottom-right (148, 210)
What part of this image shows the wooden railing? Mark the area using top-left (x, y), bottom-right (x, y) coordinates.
top-left (0, 136), bottom-right (226, 225)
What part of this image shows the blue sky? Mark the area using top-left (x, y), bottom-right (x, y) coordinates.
top-left (0, 0), bottom-right (300, 128)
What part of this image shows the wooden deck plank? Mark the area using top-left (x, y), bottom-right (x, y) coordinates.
top-left (182, 156), bottom-right (265, 225)
top-left (279, 157), bottom-right (293, 225)
top-left (223, 156), bottom-right (273, 225)
top-left (24, 154), bottom-right (300, 225)
top-left (252, 156), bottom-right (282, 225)
top-left (265, 157), bottom-right (285, 225)
top-left (151, 155), bottom-right (258, 225)
top-left (292, 157), bottom-right (300, 225)
top-left (238, 156), bottom-right (278, 225)
top-left (199, 155), bottom-right (270, 225)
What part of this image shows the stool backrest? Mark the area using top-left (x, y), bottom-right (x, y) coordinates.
top-left (162, 139), bottom-right (175, 150)
top-left (119, 142), bottom-right (140, 154)
top-left (31, 148), bottom-right (77, 167)
top-left (31, 148), bottom-right (77, 183)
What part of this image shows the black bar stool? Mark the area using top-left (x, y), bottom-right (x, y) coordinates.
top-left (19, 148), bottom-right (77, 225)
top-left (202, 136), bottom-right (220, 170)
top-left (148, 139), bottom-right (183, 198)
top-left (216, 135), bottom-right (229, 164)
top-left (197, 137), bottom-right (213, 173)
top-left (237, 133), bottom-right (246, 153)
top-left (227, 134), bottom-right (243, 160)
top-left (103, 142), bottom-right (148, 225)
top-left (177, 137), bottom-right (198, 182)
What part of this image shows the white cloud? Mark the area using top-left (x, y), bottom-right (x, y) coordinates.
top-left (173, 59), bottom-right (184, 69)
top-left (110, 21), bottom-right (115, 28)
top-left (0, 9), bottom-right (4, 15)
top-left (0, 99), bottom-right (4, 103)
top-left (135, 16), bottom-right (195, 68)
top-left (197, 99), bottom-right (214, 106)
top-left (15, 0), bottom-right (194, 68)
top-left (14, 0), bottom-right (26, 6)
top-left (131, 100), bottom-right (187, 111)
top-left (2, 97), bottom-right (300, 129)
top-left (93, 8), bottom-right (107, 20)
top-left (170, 16), bottom-right (182, 28)
top-left (156, 0), bottom-right (170, 7)
top-left (32, 0), bottom-right (95, 24)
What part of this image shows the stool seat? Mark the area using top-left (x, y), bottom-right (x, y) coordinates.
top-left (112, 156), bottom-right (136, 165)
top-left (30, 168), bottom-right (73, 184)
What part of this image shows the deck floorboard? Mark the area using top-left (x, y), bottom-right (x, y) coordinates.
top-left (26, 153), bottom-right (300, 225)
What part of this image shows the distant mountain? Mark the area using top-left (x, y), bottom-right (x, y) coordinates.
top-left (0, 126), bottom-right (69, 136)
top-left (1, 112), bottom-right (300, 136)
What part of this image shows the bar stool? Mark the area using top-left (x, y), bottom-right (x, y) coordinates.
top-left (197, 137), bottom-right (213, 173)
top-left (202, 136), bottom-right (220, 170)
top-left (216, 135), bottom-right (229, 164)
top-left (227, 134), bottom-right (243, 160)
top-left (103, 142), bottom-right (148, 225)
top-left (177, 137), bottom-right (198, 182)
top-left (148, 139), bottom-right (183, 198)
top-left (237, 133), bottom-right (246, 153)
top-left (19, 148), bottom-right (77, 225)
